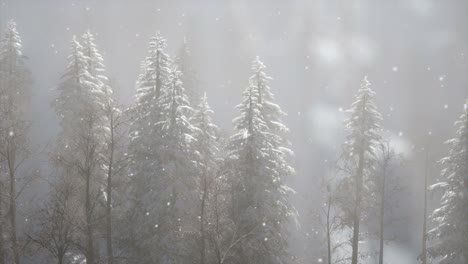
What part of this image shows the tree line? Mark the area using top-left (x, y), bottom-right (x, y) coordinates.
top-left (0, 20), bottom-right (466, 264)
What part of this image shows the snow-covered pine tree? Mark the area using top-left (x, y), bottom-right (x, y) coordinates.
top-left (125, 31), bottom-right (172, 199)
top-left (250, 57), bottom-right (290, 139)
top-left (52, 33), bottom-right (111, 264)
top-left (80, 30), bottom-right (122, 264)
top-left (121, 31), bottom-right (175, 263)
top-left (191, 93), bottom-right (221, 264)
top-left (124, 65), bottom-right (199, 263)
top-left (0, 20), bottom-right (32, 264)
top-left (174, 38), bottom-right (198, 103)
top-left (336, 76), bottom-right (382, 264)
top-left (226, 57), bottom-right (295, 264)
top-left (428, 99), bottom-right (468, 264)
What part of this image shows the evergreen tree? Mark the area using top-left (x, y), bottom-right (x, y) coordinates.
top-left (125, 66), bottom-right (199, 264)
top-left (191, 93), bottom-right (221, 264)
top-left (336, 76), bottom-right (382, 264)
top-left (226, 57), bottom-right (295, 264)
top-left (428, 99), bottom-right (468, 264)
top-left (52, 32), bottom-right (114, 264)
top-left (0, 20), bottom-right (32, 264)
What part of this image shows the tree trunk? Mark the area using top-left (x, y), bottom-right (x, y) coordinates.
top-left (8, 152), bottom-right (20, 264)
top-left (58, 251), bottom-right (64, 264)
top-left (326, 195), bottom-right (332, 264)
top-left (200, 168), bottom-right (208, 264)
top-left (421, 154), bottom-right (428, 264)
top-left (0, 177), bottom-right (5, 264)
top-left (378, 167), bottom-right (386, 264)
top-left (351, 149), bottom-right (365, 264)
top-left (85, 171), bottom-right (95, 264)
top-left (105, 117), bottom-right (114, 264)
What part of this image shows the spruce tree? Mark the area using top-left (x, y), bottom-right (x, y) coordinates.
top-left (336, 76), bottom-right (382, 264)
top-left (428, 99), bottom-right (468, 264)
top-left (191, 93), bottom-right (221, 264)
top-left (52, 32), bottom-right (114, 264)
top-left (0, 20), bottom-right (32, 264)
top-left (226, 57), bottom-right (295, 264)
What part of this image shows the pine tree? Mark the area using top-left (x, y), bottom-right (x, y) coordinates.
top-left (336, 76), bottom-right (382, 264)
top-left (428, 99), bottom-right (468, 264)
top-left (122, 31), bottom-right (173, 263)
top-left (52, 33), bottom-right (113, 264)
top-left (226, 57), bottom-right (295, 264)
top-left (191, 93), bottom-right (221, 264)
top-left (0, 20), bottom-right (32, 264)
top-left (125, 66), bottom-right (199, 263)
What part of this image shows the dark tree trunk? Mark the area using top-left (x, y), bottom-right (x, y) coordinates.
top-left (200, 168), bottom-right (208, 264)
top-left (105, 116), bottom-right (115, 264)
top-left (326, 195), bottom-right (332, 264)
top-left (421, 154), bottom-right (428, 264)
top-left (8, 151), bottom-right (20, 264)
top-left (0, 178), bottom-right (5, 264)
top-left (351, 148), bottom-right (365, 264)
top-left (378, 167), bottom-right (386, 264)
top-left (85, 171), bottom-right (95, 264)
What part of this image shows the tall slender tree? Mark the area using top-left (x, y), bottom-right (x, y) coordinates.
top-left (81, 30), bottom-right (122, 264)
top-left (125, 63), bottom-right (199, 263)
top-left (191, 93), bottom-right (221, 264)
top-left (336, 76), bottom-right (382, 264)
top-left (122, 31), bottom-right (175, 263)
top-left (52, 32), bottom-right (114, 264)
top-left (226, 57), bottom-right (295, 264)
top-left (428, 99), bottom-right (468, 264)
top-left (0, 20), bottom-right (32, 264)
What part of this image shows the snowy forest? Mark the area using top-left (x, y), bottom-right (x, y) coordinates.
top-left (0, 1), bottom-right (467, 264)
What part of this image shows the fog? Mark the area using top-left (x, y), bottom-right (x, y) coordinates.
top-left (0, 0), bottom-right (467, 263)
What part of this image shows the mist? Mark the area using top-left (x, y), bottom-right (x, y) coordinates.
top-left (0, 0), bottom-right (467, 264)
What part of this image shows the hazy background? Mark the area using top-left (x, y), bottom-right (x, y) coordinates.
top-left (1, 0), bottom-right (467, 263)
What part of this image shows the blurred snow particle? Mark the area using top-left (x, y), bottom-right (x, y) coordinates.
top-left (392, 66), bottom-right (398, 72)
top-left (444, 104), bottom-right (449, 109)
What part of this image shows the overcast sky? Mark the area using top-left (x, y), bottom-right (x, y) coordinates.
top-left (1, 0), bottom-right (467, 263)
